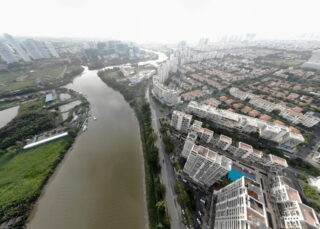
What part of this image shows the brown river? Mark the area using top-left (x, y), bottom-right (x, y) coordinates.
top-left (26, 68), bottom-right (148, 229)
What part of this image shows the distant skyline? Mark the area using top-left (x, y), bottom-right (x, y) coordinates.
top-left (1, 0), bottom-right (320, 43)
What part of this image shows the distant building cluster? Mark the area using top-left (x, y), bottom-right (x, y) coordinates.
top-left (187, 101), bottom-right (305, 150)
top-left (0, 33), bottom-right (59, 64)
top-left (152, 54), bottom-right (181, 106)
top-left (230, 87), bottom-right (320, 128)
top-left (173, 112), bottom-right (289, 174)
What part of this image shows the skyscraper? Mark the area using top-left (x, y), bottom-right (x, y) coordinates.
top-left (22, 39), bottom-right (44, 60)
top-left (0, 42), bottom-right (18, 64)
top-left (3, 33), bottom-right (31, 62)
top-left (45, 41), bottom-right (60, 58)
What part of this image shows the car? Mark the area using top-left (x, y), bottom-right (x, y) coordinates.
top-left (200, 198), bottom-right (206, 205)
top-left (198, 211), bottom-right (203, 217)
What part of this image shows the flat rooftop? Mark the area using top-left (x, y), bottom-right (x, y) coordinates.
top-left (220, 134), bottom-right (232, 143)
top-left (269, 154), bottom-right (288, 167)
top-left (239, 142), bottom-right (253, 151)
top-left (285, 186), bottom-right (301, 202)
top-left (299, 203), bottom-right (319, 227)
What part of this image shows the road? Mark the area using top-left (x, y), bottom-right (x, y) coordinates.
top-left (146, 87), bottom-right (185, 229)
top-left (296, 126), bottom-right (320, 166)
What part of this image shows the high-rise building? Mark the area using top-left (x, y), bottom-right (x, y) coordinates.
top-left (271, 176), bottom-right (320, 229)
top-left (170, 110), bottom-right (192, 133)
top-left (183, 145), bottom-right (232, 187)
top-left (22, 39), bottom-right (44, 60)
top-left (3, 33), bottom-right (31, 62)
top-left (181, 131), bottom-right (198, 158)
top-left (214, 177), bottom-right (269, 229)
top-left (152, 78), bottom-right (180, 106)
top-left (35, 41), bottom-right (50, 58)
top-left (45, 41), bottom-right (60, 58)
top-left (0, 42), bottom-right (18, 64)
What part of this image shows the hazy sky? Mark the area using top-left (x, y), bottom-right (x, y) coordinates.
top-left (1, 0), bottom-right (319, 43)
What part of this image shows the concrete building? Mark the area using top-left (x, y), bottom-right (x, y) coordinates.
top-left (45, 41), bottom-right (60, 58)
top-left (215, 134), bottom-right (232, 150)
top-left (3, 33), bottom-right (31, 62)
top-left (280, 132), bottom-right (306, 150)
top-left (229, 87), bottom-right (250, 100)
top-left (170, 110), bottom-right (192, 133)
top-left (22, 39), bottom-right (44, 60)
top-left (152, 78), bottom-right (180, 106)
top-left (214, 177), bottom-right (269, 229)
top-left (190, 120), bottom-right (213, 143)
top-left (181, 131), bottom-right (197, 158)
top-left (0, 42), bottom-right (18, 64)
top-left (233, 142), bottom-right (254, 158)
top-left (187, 101), bottom-right (304, 149)
top-left (271, 176), bottom-right (320, 229)
top-left (263, 154), bottom-right (288, 173)
top-left (183, 145), bottom-right (232, 187)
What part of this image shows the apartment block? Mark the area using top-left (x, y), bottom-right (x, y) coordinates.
top-left (183, 145), bottom-right (232, 187)
top-left (233, 142), bottom-right (254, 158)
top-left (152, 78), bottom-right (180, 106)
top-left (187, 101), bottom-right (304, 149)
top-left (271, 176), bottom-right (320, 229)
top-left (181, 131), bottom-right (197, 158)
top-left (263, 154), bottom-right (288, 173)
top-left (215, 134), bottom-right (232, 150)
top-left (214, 177), bottom-right (269, 229)
top-left (170, 110), bottom-right (192, 133)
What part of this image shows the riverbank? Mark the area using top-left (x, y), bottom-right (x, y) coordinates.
top-left (0, 136), bottom-right (76, 228)
top-left (98, 69), bottom-right (170, 229)
top-left (0, 92), bottom-right (89, 228)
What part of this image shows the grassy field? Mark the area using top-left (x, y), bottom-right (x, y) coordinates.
top-left (0, 64), bottom-right (83, 95)
top-left (0, 136), bottom-right (73, 224)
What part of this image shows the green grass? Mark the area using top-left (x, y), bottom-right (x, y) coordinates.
top-left (0, 101), bottom-right (19, 111)
top-left (0, 136), bottom-right (73, 223)
top-left (0, 64), bottom-right (71, 94)
top-left (302, 183), bottom-right (320, 201)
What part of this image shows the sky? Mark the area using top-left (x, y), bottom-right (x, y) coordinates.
top-left (0, 0), bottom-right (319, 43)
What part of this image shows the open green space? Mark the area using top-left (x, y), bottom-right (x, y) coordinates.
top-left (0, 63), bottom-right (83, 96)
top-left (0, 99), bottom-right (56, 151)
top-left (0, 136), bottom-right (73, 225)
top-left (302, 183), bottom-right (320, 201)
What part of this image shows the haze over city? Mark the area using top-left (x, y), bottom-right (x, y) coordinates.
top-left (1, 0), bottom-right (320, 43)
top-left (1, 0), bottom-right (320, 229)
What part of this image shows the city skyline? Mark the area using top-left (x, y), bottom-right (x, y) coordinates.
top-left (1, 0), bottom-right (320, 43)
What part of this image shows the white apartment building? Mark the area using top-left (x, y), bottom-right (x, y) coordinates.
top-left (152, 78), bottom-right (180, 106)
top-left (229, 87), bottom-right (250, 101)
top-left (230, 88), bottom-right (319, 128)
top-left (271, 176), bottom-right (320, 229)
top-left (214, 177), bottom-right (269, 229)
top-left (187, 101), bottom-right (305, 149)
top-left (183, 145), bottom-right (232, 187)
top-left (233, 142), bottom-right (254, 158)
top-left (0, 42), bottom-right (18, 64)
top-left (170, 110), bottom-right (192, 133)
top-left (215, 134), bottom-right (232, 150)
top-left (280, 109), bottom-right (320, 128)
top-left (181, 131), bottom-right (198, 158)
top-left (190, 120), bottom-right (213, 143)
top-left (263, 154), bottom-right (288, 173)
top-left (249, 97), bottom-right (277, 112)
top-left (280, 132), bottom-right (306, 149)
